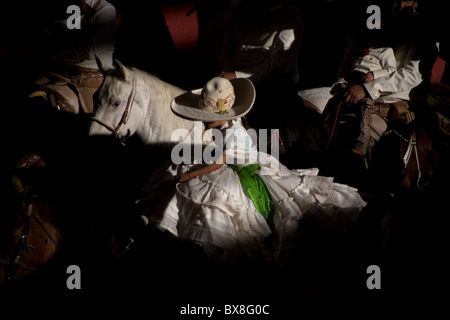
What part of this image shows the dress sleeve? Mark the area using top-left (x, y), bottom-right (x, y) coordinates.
top-left (371, 47), bottom-right (397, 80)
top-left (223, 121), bottom-right (258, 165)
top-left (363, 44), bottom-right (423, 100)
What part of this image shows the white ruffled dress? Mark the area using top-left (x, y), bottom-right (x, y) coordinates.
top-left (137, 119), bottom-right (367, 266)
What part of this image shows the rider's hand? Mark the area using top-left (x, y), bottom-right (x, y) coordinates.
top-left (221, 71), bottom-right (237, 80)
top-left (178, 172), bottom-right (194, 183)
top-left (343, 85), bottom-right (366, 104)
top-left (330, 83), bottom-right (347, 96)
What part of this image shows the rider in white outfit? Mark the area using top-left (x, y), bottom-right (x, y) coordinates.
top-left (138, 77), bottom-right (367, 267)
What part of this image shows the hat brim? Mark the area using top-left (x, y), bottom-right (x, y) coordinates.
top-left (171, 78), bottom-right (255, 122)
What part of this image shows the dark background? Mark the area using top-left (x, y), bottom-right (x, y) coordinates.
top-left (0, 0), bottom-right (448, 90)
top-left (0, 0), bottom-right (448, 317)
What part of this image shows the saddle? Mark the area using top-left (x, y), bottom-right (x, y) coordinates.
top-left (369, 100), bottom-right (416, 147)
top-left (375, 100), bottom-right (415, 124)
top-left (32, 67), bottom-right (104, 114)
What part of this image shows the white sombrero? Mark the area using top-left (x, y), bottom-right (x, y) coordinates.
top-left (171, 77), bottom-right (255, 122)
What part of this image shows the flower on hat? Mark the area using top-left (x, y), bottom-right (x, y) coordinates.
top-left (199, 77), bottom-right (236, 114)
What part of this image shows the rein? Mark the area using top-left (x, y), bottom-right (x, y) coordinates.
top-left (324, 100), bottom-right (343, 148)
top-left (324, 99), bottom-right (372, 149)
top-left (90, 78), bottom-right (136, 146)
top-left (1, 186), bottom-right (60, 282)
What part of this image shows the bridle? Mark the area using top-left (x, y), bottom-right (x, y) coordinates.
top-left (383, 129), bottom-right (423, 190)
top-left (0, 186), bottom-right (60, 283)
top-left (90, 78), bottom-right (136, 146)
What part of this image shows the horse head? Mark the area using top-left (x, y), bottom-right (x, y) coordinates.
top-left (88, 59), bottom-right (196, 147)
top-left (0, 176), bottom-right (61, 284)
top-left (89, 60), bottom-right (149, 142)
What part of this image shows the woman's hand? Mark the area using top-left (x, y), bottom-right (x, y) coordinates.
top-left (178, 172), bottom-right (194, 183)
top-left (178, 160), bottom-right (226, 183)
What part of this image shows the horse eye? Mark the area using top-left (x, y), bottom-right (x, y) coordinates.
top-left (112, 100), bottom-right (121, 107)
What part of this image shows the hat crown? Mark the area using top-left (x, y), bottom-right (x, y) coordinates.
top-left (171, 77), bottom-right (255, 122)
top-left (199, 77), bottom-right (235, 114)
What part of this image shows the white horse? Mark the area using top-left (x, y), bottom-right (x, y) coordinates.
top-left (89, 61), bottom-right (195, 146)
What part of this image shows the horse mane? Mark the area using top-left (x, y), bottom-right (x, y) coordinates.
top-left (129, 67), bottom-right (194, 145)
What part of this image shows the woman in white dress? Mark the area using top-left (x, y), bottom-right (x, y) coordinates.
top-left (137, 77), bottom-right (367, 267)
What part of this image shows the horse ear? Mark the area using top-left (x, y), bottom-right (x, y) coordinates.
top-left (114, 59), bottom-right (129, 81)
top-left (95, 55), bottom-right (108, 76)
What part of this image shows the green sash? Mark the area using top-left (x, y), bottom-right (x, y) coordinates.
top-left (229, 164), bottom-right (275, 228)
